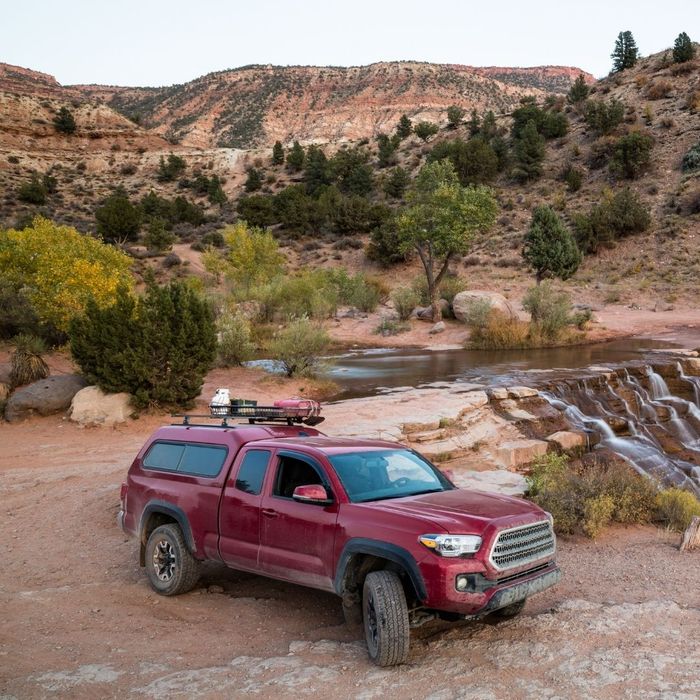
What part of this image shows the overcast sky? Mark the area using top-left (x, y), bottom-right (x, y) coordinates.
top-left (2, 0), bottom-right (697, 86)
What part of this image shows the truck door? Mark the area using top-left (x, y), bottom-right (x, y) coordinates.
top-left (217, 447), bottom-right (272, 572)
top-left (258, 450), bottom-right (339, 591)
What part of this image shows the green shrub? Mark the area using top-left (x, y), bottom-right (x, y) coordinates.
top-left (655, 488), bottom-right (700, 530)
top-left (561, 164), bottom-right (583, 192)
top-left (96, 187), bottom-right (142, 243)
top-left (157, 153), bottom-right (186, 182)
top-left (414, 121), bottom-right (439, 142)
top-left (53, 106), bottom-right (76, 134)
top-left (374, 318), bottom-right (409, 336)
top-left (269, 317), bottom-right (330, 377)
top-left (583, 494), bottom-right (615, 538)
top-left (391, 287), bottom-right (420, 321)
top-left (584, 99), bottom-right (625, 135)
top-left (467, 309), bottom-right (531, 350)
top-left (609, 132), bottom-right (654, 180)
top-left (367, 218), bottom-right (411, 266)
top-left (70, 281), bottom-right (216, 409)
top-left (17, 175), bottom-right (47, 204)
top-left (217, 312), bottom-right (255, 366)
top-left (9, 333), bottom-right (49, 387)
top-left (522, 283), bottom-right (572, 340)
top-left (527, 455), bottom-right (657, 538)
top-left (143, 218), bottom-right (175, 252)
top-left (681, 141), bottom-right (700, 173)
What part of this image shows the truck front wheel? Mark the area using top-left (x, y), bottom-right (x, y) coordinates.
top-left (145, 524), bottom-right (201, 596)
top-left (362, 570), bottom-right (410, 666)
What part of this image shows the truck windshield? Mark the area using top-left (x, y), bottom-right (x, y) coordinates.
top-left (329, 449), bottom-right (454, 503)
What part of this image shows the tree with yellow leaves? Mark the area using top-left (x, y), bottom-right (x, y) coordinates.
top-left (0, 217), bottom-right (133, 334)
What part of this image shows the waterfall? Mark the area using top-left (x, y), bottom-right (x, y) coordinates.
top-left (544, 362), bottom-right (700, 496)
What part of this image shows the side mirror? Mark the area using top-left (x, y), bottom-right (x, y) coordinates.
top-left (292, 484), bottom-right (333, 505)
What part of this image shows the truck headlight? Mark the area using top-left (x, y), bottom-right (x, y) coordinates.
top-left (419, 534), bottom-right (482, 557)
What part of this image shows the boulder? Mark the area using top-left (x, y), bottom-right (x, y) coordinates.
top-left (452, 290), bottom-right (516, 322)
top-left (0, 363), bottom-right (11, 386)
top-left (429, 321), bottom-right (446, 335)
top-left (507, 386), bottom-right (539, 399)
top-left (416, 299), bottom-right (450, 321)
top-left (488, 387), bottom-right (510, 401)
top-left (69, 386), bottom-right (133, 426)
top-left (0, 382), bottom-right (10, 403)
top-left (4, 374), bottom-right (88, 422)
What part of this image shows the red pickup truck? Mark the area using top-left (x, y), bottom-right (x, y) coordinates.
top-left (119, 421), bottom-right (560, 666)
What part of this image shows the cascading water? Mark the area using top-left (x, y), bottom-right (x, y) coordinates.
top-left (544, 362), bottom-right (700, 496)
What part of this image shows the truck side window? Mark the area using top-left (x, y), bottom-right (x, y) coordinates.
top-left (143, 441), bottom-right (227, 478)
top-left (273, 455), bottom-right (323, 498)
top-left (235, 449), bottom-right (271, 495)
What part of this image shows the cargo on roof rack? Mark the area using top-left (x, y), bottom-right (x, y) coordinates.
top-left (207, 390), bottom-right (324, 426)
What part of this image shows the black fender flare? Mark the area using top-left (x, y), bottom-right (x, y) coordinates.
top-left (139, 500), bottom-right (197, 559)
top-left (334, 538), bottom-right (427, 602)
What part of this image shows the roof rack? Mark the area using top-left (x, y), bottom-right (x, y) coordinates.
top-left (172, 396), bottom-right (325, 427)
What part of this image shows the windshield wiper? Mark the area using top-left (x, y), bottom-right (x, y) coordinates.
top-left (356, 487), bottom-right (445, 503)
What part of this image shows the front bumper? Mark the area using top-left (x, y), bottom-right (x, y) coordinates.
top-left (422, 559), bottom-right (561, 616)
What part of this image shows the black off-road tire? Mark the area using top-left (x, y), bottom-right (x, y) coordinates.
top-left (488, 598), bottom-right (527, 621)
top-left (145, 524), bottom-right (201, 596)
top-left (363, 570), bottom-right (410, 666)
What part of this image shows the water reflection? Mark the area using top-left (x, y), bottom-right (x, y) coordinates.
top-left (324, 339), bottom-right (681, 399)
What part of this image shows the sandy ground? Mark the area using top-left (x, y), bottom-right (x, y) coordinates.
top-left (2, 314), bottom-right (700, 698)
top-left (1, 415), bottom-right (700, 698)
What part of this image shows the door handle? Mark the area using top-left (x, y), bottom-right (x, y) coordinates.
top-left (261, 508), bottom-right (278, 518)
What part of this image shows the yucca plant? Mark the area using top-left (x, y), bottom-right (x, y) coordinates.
top-left (10, 334), bottom-right (49, 387)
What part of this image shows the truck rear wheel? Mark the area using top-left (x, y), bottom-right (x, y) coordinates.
top-left (145, 524), bottom-right (201, 596)
top-left (362, 570), bottom-right (410, 666)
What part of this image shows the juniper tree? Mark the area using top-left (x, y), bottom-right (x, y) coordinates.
top-left (244, 167), bottom-right (263, 192)
top-left (611, 31), bottom-right (639, 73)
top-left (567, 74), bottom-right (590, 104)
top-left (69, 280), bottom-right (216, 409)
top-left (53, 106), bottom-right (76, 134)
top-left (396, 114), bottom-right (413, 139)
top-left (447, 105), bottom-right (466, 129)
top-left (512, 120), bottom-right (545, 182)
top-left (286, 141), bottom-right (305, 171)
top-left (272, 140), bottom-right (284, 165)
top-left (95, 187), bottom-right (142, 242)
top-left (673, 32), bottom-right (694, 63)
top-left (522, 206), bottom-right (581, 284)
top-left (414, 121), bottom-right (439, 142)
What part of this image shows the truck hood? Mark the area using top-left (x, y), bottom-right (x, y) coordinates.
top-left (367, 488), bottom-right (545, 534)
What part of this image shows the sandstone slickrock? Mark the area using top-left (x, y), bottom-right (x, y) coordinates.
top-left (496, 439), bottom-right (549, 468)
top-left (546, 430), bottom-right (587, 452)
top-left (452, 290), bottom-right (517, 322)
top-left (69, 386), bottom-right (133, 427)
top-left (4, 374), bottom-right (88, 422)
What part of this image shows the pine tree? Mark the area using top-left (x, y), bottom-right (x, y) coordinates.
top-left (467, 109), bottom-right (481, 136)
top-left (567, 74), bottom-right (590, 104)
top-left (522, 206), bottom-right (581, 284)
top-left (303, 145), bottom-right (332, 195)
top-left (272, 140), bottom-right (284, 165)
top-left (414, 121), bottom-right (439, 142)
top-left (286, 141), bottom-right (305, 171)
top-left (53, 106), bottom-right (76, 134)
top-left (673, 32), bottom-right (695, 63)
top-left (383, 166), bottom-right (410, 199)
top-left (611, 31), bottom-right (640, 73)
top-left (396, 114), bottom-right (413, 139)
top-left (512, 120), bottom-right (545, 182)
top-left (376, 133), bottom-right (397, 168)
top-left (143, 218), bottom-right (175, 252)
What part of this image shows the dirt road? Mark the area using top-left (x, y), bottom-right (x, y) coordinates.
top-left (1, 416), bottom-right (699, 699)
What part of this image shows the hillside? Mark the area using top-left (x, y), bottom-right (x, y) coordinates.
top-left (0, 49), bottom-right (698, 314)
top-left (72, 62), bottom-right (594, 148)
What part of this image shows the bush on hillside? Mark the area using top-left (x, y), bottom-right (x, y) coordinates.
top-left (584, 99), bottom-right (625, 135)
top-left (655, 488), bottom-right (700, 530)
top-left (609, 131), bottom-right (654, 179)
top-left (70, 280), bottom-right (216, 408)
top-left (96, 187), bottom-right (142, 242)
top-left (17, 175), bottom-right (47, 204)
top-left (157, 153), bottom-right (186, 182)
top-left (681, 141), bottom-right (700, 173)
top-left (391, 287), bottom-right (420, 321)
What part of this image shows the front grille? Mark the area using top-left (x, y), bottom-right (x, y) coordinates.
top-left (490, 521), bottom-right (556, 572)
